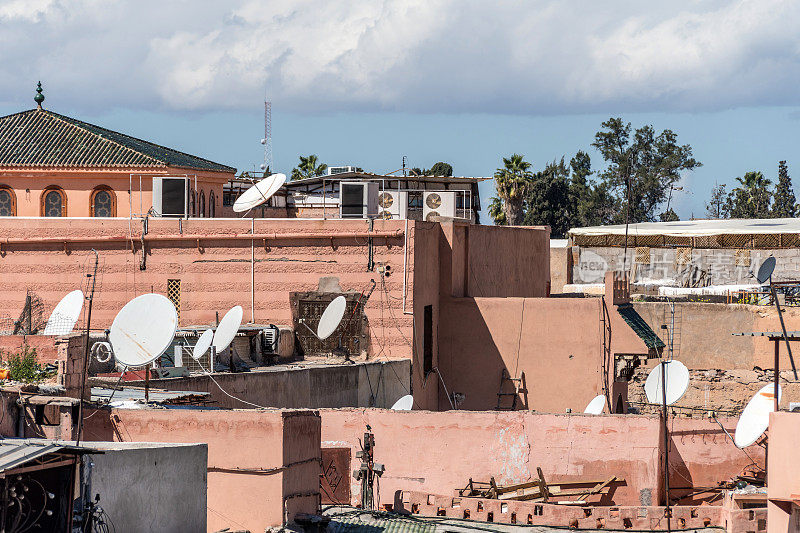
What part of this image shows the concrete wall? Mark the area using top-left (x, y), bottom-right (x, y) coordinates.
top-left (0, 168), bottom-right (232, 217)
top-left (320, 409), bottom-right (758, 510)
top-left (135, 359), bottom-right (411, 409)
top-left (83, 408), bottom-right (321, 532)
top-left (0, 335), bottom-right (60, 363)
top-left (550, 240), bottom-right (568, 293)
top-left (88, 442), bottom-right (207, 533)
top-left (438, 296), bottom-right (647, 412)
top-left (572, 245), bottom-right (800, 286)
top-left (767, 411), bottom-right (800, 533)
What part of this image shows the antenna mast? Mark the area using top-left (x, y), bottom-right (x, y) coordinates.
top-left (261, 99), bottom-right (273, 174)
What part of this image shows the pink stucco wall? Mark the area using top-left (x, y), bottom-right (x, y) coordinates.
top-left (0, 217), bottom-right (414, 360)
top-left (767, 411), bottom-right (800, 533)
top-left (82, 408), bottom-right (321, 532)
top-left (319, 409), bottom-right (760, 512)
top-left (437, 295), bottom-right (647, 412)
top-left (0, 168), bottom-right (232, 217)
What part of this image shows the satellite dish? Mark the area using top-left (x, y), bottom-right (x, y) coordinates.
top-left (109, 294), bottom-right (177, 367)
top-left (391, 394), bottom-right (413, 411)
top-left (644, 360), bottom-right (689, 405)
top-left (43, 290), bottom-right (84, 335)
top-left (584, 394), bottom-right (606, 415)
top-left (317, 296), bottom-right (347, 340)
top-left (192, 329), bottom-right (214, 360)
top-left (213, 306), bottom-right (243, 353)
top-left (756, 257), bottom-right (776, 284)
top-left (734, 383), bottom-right (781, 448)
top-left (233, 173), bottom-right (287, 213)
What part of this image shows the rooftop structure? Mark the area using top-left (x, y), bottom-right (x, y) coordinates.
top-left (0, 84), bottom-right (236, 218)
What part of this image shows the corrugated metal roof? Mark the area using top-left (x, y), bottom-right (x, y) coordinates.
top-left (0, 108), bottom-right (235, 173)
top-left (327, 513), bottom-right (436, 533)
top-left (617, 304), bottom-right (666, 349)
top-left (0, 439), bottom-right (96, 472)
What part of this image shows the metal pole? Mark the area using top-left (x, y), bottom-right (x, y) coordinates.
top-left (76, 249), bottom-right (99, 445)
top-left (774, 339), bottom-right (780, 412)
top-left (770, 281), bottom-right (797, 380)
top-left (661, 361), bottom-right (671, 533)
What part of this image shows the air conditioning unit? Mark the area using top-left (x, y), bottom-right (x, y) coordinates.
top-left (175, 343), bottom-right (214, 374)
top-left (422, 191), bottom-right (457, 221)
top-left (377, 191), bottom-right (408, 220)
top-left (340, 182), bottom-right (378, 218)
top-left (152, 176), bottom-right (188, 217)
top-left (328, 166), bottom-right (358, 176)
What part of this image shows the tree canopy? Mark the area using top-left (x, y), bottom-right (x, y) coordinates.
top-left (290, 155), bottom-right (328, 181)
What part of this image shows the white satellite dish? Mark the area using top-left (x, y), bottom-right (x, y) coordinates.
top-left (391, 394), bottom-right (414, 411)
top-left (43, 290), bottom-right (84, 335)
top-left (232, 173), bottom-right (287, 213)
top-left (734, 383), bottom-right (781, 448)
top-left (192, 329), bottom-right (214, 360)
top-left (109, 294), bottom-right (177, 367)
top-left (584, 394), bottom-right (606, 415)
top-left (317, 296), bottom-right (347, 340)
top-left (644, 360), bottom-right (689, 405)
top-left (213, 306), bottom-right (243, 353)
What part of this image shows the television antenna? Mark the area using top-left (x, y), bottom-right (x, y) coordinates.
top-left (108, 293), bottom-right (178, 368)
top-left (391, 394), bottom-right (413, 411)
top-left (734, 383), bottom-right (781, 448)
top-left (583, 394), bottom-right (606, 415)
top-left (298, 296), bottom-right (347, 342)
top-left (644, 359), bottom-right (689, 533)
top-left (233, 173), bottom-right (286, 213)
top-left (755, 257), bottom-right (797, 412)
top-left (192, 328), bottom-right (214, 360)
top-left (43, 290), bottom-right (84, 335)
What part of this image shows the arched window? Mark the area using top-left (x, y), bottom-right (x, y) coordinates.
top-left (90, 186), bottom-right (116, 217)
top-left (190, 189), bottom-right (196, 217)
top-left (198, 190), bottom-right (205, 218)
top-left (209, 190), bottom-right (216, 218)
top-left (41, 187), bottom-right (66, 217)
top-left (0, 187), bottom-right (16, 216)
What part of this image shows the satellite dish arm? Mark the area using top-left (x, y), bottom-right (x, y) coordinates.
top-left (298, 318), bottom-right (322, 340)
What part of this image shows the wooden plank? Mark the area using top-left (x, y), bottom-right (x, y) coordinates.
top-left (536, 467), bottom-right (550, 503)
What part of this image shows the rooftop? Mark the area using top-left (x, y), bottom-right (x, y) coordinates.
top-left (569, 218), bottom-right (800, 238)
top-left (0, 108), bottom-right (235, 173)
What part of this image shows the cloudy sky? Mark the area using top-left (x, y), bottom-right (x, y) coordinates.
top-left (2, 0), bottom-right (800, 220)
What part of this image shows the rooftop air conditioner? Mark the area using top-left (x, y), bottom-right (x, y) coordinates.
top-left (339, 181), bottom-right (378, 218)
top-left (152, 176), bottom-right (188, 217)
top-left (377, 191), bottom-right (408, 220)
top-left (328, 166), bottom-right (358, 176)
top-left (422, 191), bottom-right (456, 221)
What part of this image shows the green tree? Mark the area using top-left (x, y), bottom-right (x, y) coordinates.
top-left (591, 118), bottom-right (701, 223)
top-left (659, 208), bottom-right (679, 222)
top-left (705, 183), bottom-right (729, 219)
top-left (524, 158), bottom-right (572, 237)
top-left (429, 162), bottom-right (453, 176)
top-left (490, 154), bottom-right (533, 225)
top-left (290, 155), bottom-right (328, 180)
top-left (772, 160), bottom-right (796, 218)
top-left (488, 197), bottom-right (507, 225)
top-left (727, 171), bottom-right (772, 218)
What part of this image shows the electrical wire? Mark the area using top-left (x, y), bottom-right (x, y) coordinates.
top-left (196, 359), bottom-right (273, 409)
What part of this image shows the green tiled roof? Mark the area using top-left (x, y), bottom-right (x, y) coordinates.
top-left (0, 108), bottom-right (235, 173)
top-left (328, 513), bottom-right (436, 533)
top-left (617, 304), bottom-right (666, 349)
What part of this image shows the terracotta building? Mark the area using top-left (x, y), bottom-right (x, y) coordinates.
top-left (0, 84), bottom-right (235, 218)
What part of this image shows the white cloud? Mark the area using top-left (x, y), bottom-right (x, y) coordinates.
top-left (1, 0), bottom-right (800, 114)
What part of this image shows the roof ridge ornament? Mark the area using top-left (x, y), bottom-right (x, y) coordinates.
top-left (34, 81), bottom-right (45, 109)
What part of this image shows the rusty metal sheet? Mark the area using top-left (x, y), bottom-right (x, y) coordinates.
top-left (321, 447), bottom-right (351, 505)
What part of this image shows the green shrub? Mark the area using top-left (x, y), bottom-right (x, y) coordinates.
top-left (6, 346), bottom-right (41, 383)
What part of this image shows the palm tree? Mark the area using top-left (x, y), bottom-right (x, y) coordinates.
top-left (492, 154), bottom-right (533, 225)
top-left (290, 155), bottom-right (328, 181)
top-left (736, 171), bottom-right (772, 217)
